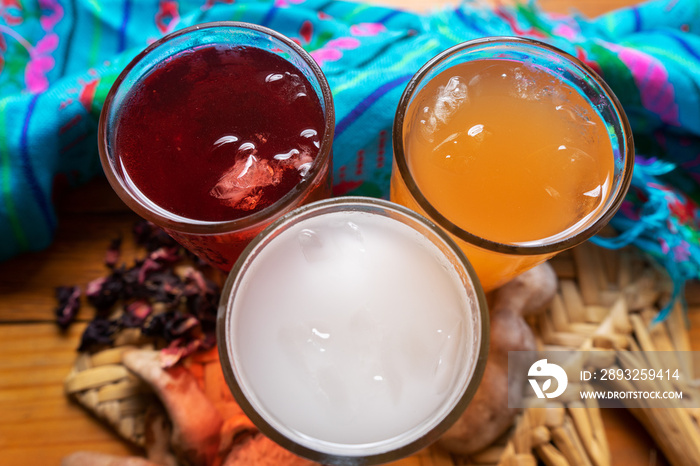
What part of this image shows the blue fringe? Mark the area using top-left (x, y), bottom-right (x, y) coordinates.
top-left (591, 160), bottom-right (700, 325)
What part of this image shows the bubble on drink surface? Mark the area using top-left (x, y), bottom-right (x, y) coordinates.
top-left (265, 73), bottom-right (284, 83)
top-left (274, 146), bottom-right (315, 178)
top-left (266, 71), bottom-right (309, 103)
top-left (420, 76), bottom-right (468, 143)
top-left (273, 149), bottom-right (300, 161)
top-left (300, 128), bottom-right (320, 149)
top-left (212, 135), bottom-right (239, 149)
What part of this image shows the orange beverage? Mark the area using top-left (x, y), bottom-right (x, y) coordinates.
top-left (391, 38), bottom-right (634, 291)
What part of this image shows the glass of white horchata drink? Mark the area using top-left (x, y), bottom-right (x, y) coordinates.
top-left (217, 197), bottom-right (488, 465)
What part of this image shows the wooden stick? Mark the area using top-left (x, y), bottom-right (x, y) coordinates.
top-left (572, 243), bottom-right (602, 306)
top-left (551, 417), bottom-right (592, 466)
top-left (549, 294), bottom-right (570, 332)
top-left (536, 443), bottom-right (569, 466)
top-left (568, 402), bottom-right (606, 466)
top-left (560, 280), bottom-right (587, 323)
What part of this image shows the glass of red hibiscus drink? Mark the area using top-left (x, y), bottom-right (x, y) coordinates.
top-left (99, 22), bottom-right (334, 271)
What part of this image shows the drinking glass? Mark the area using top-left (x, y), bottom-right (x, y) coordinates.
top-left (99, 22), bottom-right (334, 271)
top-left (391, 37), bottom-right (634, 291)
top-left (217, 197), bottom-right (488, 465)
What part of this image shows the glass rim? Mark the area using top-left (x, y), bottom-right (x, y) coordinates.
top-left (216, 196), bottom-right (490, 465)
top-left (392, 36), bottom-right (635, 256)
top-left (98, 21), bottom-right (335, 235)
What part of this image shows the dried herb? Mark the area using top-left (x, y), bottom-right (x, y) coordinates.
top-left (54, 286), bottom-right (81, 329)
top-left (57, 220), bottom-right (222, 367)
top-left (77, 317), bottom-right (119, 351)
top-left (121, 300), bottom-right (152, 328)
top-left (86, 273), bottom-right (124, 312)
top-left (104, 236), bottom-right (122, 269)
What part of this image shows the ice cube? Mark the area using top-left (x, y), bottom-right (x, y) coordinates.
top-left (422, 76), bottom-right (468, 142)
top-left (338, 221), bottom-right (365, 254)
top-left (209, 153), bottom-right (281, 210)
top-left (298, 228), bottom-right (329, 263)
top-left (433, 321), bottom-right (464, 395)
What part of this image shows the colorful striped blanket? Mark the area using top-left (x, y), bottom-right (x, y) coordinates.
top-left (1, 0), bottom-right (699, 316)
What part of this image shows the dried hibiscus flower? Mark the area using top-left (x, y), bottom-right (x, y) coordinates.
top-left (54, 286), bottom-right (81, 330)
top-left (78, 317), bottom-right (119, 351)
top-left (104, 236), bottom-right (122, 269)
top-left (57, 220), bottom-right (222, 367)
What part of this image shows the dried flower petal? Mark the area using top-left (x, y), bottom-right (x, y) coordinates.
top-left (78, 317), bottom-right (119, 352)
top-left (150, 246), bottom-right (181, 264)
top-left (58, 219), bottom-right (222, 364)
top-left (138, 258), bottom-right (164, 284)
top-left (105, 236), bottom-right (122, 269)
top-left (133, 220), bottom-right (178, 252)
top-left (55, 286), bottom-right (81, 329)
top-left (121, 300), bottom-right (152, 328)
top-left (86, 272), bottom-right (124, 312)
top-left (160, 334), bottom-right (216, 368)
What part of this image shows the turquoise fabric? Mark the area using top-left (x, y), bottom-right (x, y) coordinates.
top-left (1, 0), bottom-right (699, 305)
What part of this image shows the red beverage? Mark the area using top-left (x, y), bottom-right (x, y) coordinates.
top-left (100, 23), bottom-right (334, 271)
top-left (115, 45), bottom-right (326, 222)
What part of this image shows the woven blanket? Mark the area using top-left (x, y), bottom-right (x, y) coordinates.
top-left (1, 0), bottom-right (699, 313)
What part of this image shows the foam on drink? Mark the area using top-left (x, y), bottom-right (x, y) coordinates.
top-left (219, 200), bottom-right (485, 460)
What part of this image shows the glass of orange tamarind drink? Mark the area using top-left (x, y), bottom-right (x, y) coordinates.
top-left (391, 37), bottom-right (634, 292)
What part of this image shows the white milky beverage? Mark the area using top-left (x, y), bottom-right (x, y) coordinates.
top-left (218, 198), bottom-right (486, 463)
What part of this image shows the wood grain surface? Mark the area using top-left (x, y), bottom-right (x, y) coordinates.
top-left (1, 1), bottom-right (694, 465)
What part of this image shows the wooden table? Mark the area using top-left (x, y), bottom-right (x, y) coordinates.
top-left (1, 0), bottom-right (696, 464)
